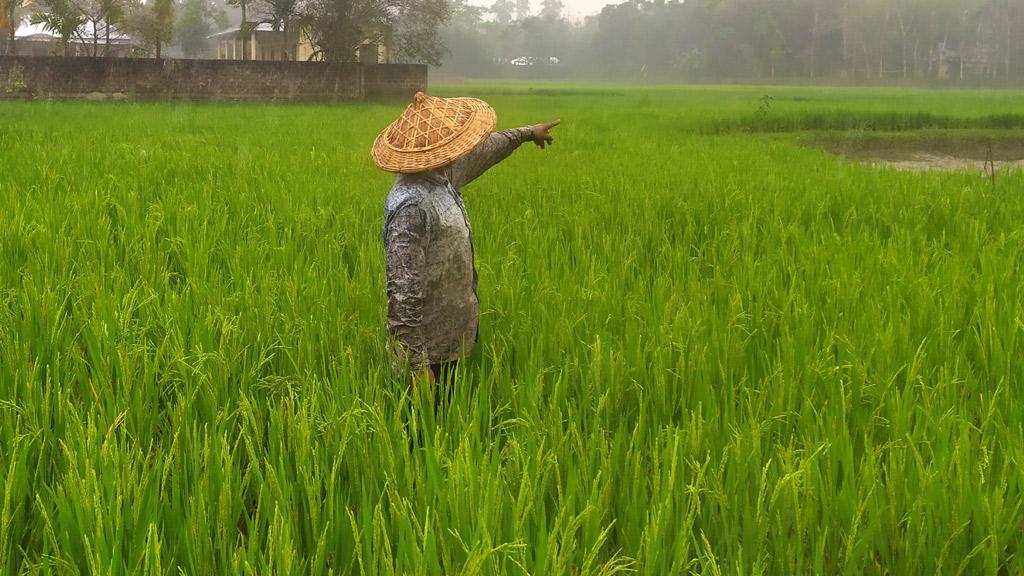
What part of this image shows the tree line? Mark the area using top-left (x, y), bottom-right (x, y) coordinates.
top-left (0, 0), bottom-right (447, 62)
top-left (2, 0), bottom-right (183, 57)
top-left (5, 0), bottom-right (1024, 85)
top-left (439, 0), bottom-right (1024, 85)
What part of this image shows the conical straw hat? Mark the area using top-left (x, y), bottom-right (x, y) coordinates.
top-left (372, 92), bottom-right (497, 174)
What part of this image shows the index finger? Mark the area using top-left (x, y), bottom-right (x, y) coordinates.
top-left (545, 120), bottom-right (561, 129)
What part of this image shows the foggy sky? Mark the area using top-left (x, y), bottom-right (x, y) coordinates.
top-left (467, 0), bottom-right (608, 21)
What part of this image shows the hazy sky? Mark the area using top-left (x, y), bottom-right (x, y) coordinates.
top-left (467, 0), bottom-right (610, 21)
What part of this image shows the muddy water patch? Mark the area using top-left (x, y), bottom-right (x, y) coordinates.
top-left (803, 131), bottom-right (1024, 173)
top-left (863, 154), bottom-right (1024, 172)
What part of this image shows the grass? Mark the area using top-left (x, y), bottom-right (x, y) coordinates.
top-left (1, 84), bottom-right (1023, 574)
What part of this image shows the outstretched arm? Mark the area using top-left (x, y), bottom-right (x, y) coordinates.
top-left (447, 120), bottom-right (561, 190)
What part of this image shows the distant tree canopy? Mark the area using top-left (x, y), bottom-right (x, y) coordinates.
top-left (11, 0), bottom-right (447, 63)
top-left (301, 0), bottom-right (389, 62)
top-left (13, 0), bottom-right (1020, 82)
top-left (124, 0), bottom-right (175, 57)
top-left (438, 0), bottom-right (1024, 85)
top-left (253, 0), bottom-right (299, 58)
top-left (6, 0), bottom-right (125, 56)
top-left (302, 0), bottom-right (449, 63)
top-left (177, 0), bottom-right (228, 57)
top-left (31, 0), bottom-right (87, 55)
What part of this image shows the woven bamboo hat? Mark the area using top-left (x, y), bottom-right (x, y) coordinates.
top-left (372, 92), bottom-right (497, 173)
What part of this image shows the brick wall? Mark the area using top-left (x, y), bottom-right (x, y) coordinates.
top-left (364, 64), bottom-right (429, 99)
top-left (0, 56), bottom-right (427, 101)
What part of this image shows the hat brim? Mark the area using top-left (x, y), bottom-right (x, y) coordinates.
top-left (371, 98), bottom-right (497, 174)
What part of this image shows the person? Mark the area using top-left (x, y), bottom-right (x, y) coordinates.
top-left (372, 91), bottom-right (559, 402)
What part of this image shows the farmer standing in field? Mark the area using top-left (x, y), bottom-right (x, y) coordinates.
top-left (373, 92), bottom-right (559, 398)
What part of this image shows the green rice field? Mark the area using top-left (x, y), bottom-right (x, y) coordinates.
top-left (1, 84), bottom-right (1024, 574)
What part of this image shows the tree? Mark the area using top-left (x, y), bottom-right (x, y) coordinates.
top-left (513, 0), bottom-right (527, 20)
top-left (151, 0), bottom-right (174, 57)
top-left (538, 0), bottom-right (559, 20)
top-left (125, 0), bottom-right (174, 57)
top-left (302, 0), bottom-right (389, 61)
top-left (77, 0), bottom-right (105, 55)
top-left (1, 0), bottom-right (30, 54)
top-left (489, 0), bottom-right (512, 25)
top-left (422, 0), bottom-right (1024, 84)
top-left (254, 0), bottom-right (299, 58)
top-left (439, 0), bottom-right (493, 74)
top-left (391, 0), bottom-right (450, 64)
top-left (76, 0), bottom-right (126, 56)
top-left (225, 0), bottom-right (250, 59)
top-left (177, 0), bottom-right (226, 57)
top-left (303, 0), bottom-right (449, 64)
top-left (98, 0), bottom-right (126, 55)
top-left (31, 0), bottom-right (86, 55)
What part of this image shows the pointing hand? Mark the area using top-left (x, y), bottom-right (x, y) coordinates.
top-left (530, 120), bottom-right (561, 149)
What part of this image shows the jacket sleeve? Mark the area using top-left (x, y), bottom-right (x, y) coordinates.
top-left (446, 127), bottom-right (534, 190)
top-left (384, 201), bottom-right (431, 370)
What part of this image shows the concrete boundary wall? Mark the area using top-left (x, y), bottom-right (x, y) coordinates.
top-left (0, 56), bottom-right (426, 101)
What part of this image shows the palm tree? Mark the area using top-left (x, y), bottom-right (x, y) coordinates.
top-left (255, 0), bottom-right (301, 59)
top-left (30, 0), bottom-right (86, 56)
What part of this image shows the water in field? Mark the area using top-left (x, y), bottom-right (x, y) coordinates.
top-left (804, 131), bottom-right (1024, 173)
top-left (870, 154), bottom-right (1024, 173)
top-left (1, 85), bottom-right (1024, 575)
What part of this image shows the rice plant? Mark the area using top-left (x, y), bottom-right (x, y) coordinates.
top-left (1, 85), bottom-right (1023, 574)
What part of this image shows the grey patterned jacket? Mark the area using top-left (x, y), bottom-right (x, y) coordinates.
top-left (383, 127), bottom-right (534, 370)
